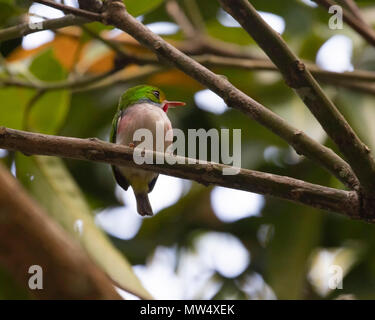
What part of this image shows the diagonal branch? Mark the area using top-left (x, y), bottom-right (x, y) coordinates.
top-left (314, 0), bottom-right (375, 48)
top-left (0, 126), bottom-right (360, 219)
top-left (340, 0), bottom-right (364, 21)
top-left (166, 0), bottom-right (196, 39)
top-left (219, 0), bottom-right (375, 197)
top-left (30, 0), bottom-right (101, 20)
top-left (0, 14), bottom-right (88, 42)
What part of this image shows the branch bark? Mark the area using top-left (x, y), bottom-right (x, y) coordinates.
top-left (166, 0), bottom-right (196, 39)
top-left (340, 0), bottom-right (364, 21)
top-left (0, 14), bottom-right (88, 42)
top-left (0, 127), bottom-right (361, 219)
top-left (219, 0), bottom-right (375, 200)
top-left (31, 0), bottom-right (101, 20)
top-left (0, 163), bottom-right (122, 299)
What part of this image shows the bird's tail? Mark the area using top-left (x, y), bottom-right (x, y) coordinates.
top-left (135, 193), bottom-right (153, 216)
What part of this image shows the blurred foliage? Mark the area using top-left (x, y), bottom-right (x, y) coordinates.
top-left (1, 0), bottom-right (375, 300)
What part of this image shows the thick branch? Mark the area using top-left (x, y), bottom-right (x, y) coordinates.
top-left (0, 163), bottom-right (122, 299)
top-left (219, 0), bottom-right (375, 196)
top-left (0, 14), bottom-right (88, 42)
top-left (0, 127), bottom-right (360, 219)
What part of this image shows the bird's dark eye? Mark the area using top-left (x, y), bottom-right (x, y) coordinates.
top-left (153, 90), bottom-right (160, 99)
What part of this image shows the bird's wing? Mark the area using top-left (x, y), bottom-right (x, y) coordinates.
top-left (148, 175), bottom-right (158, 193)
top-left (110, 109), bottom-right (121, 143)
top-left (110, 109), bottom-right (130, 191)
top-left (112, 166), bottom-right (130, 191)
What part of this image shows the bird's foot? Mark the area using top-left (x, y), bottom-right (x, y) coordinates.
top-left (88, 137), bottom-right (102, 143)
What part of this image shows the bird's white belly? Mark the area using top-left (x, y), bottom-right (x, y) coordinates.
top-left (116, 103), bottom-right (172, 148)
top-left (116, 103), bottom-right (172, 192)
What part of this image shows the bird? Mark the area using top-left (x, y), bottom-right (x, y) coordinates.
top-left (110, 85), bottom-right (185, 216)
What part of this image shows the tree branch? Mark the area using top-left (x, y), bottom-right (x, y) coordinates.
top-left (0, 14), bottom-right (88, 42)
top-left (0, 70), bottom-right (115, 90)
top-left (0, 65), bottom-right (163, 92)
top-left (31, 0), bottom-right (102, 20)
top-left (340, 0), bottom-right (364, 21)
top-left (333, 79), bottom-right (375, 96)
top-left (69, 26), bottom-right (375, 86)
top-left (166, 0), bottom-right (196, 39)
top-left (219, 0), bottom-right (375, 199)
top-left (0, 126), bottom-right (361, 219)
top-left (182, 0), bottom-right (206, 33)
top-left (314, 0), bottom-right (375, 48)
top-left (197, 56), bottom-right (375, 84)
top-left (0, 163), bottom-right (122, 299)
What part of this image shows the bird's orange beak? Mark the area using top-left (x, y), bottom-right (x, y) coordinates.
top-left (162, 100), bottom-right (186, 112)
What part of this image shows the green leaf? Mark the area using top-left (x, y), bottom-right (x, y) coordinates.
top-left (0, 87), bottom-right (69, 134)
top-left (0, 87), bottom-right (32, 129)
top-left (123, 0), bottom-right (164, 16)
top-left (16, 154), bottom-right (153, 299)
top-left (28, 90), bottom-right (71, 134)
top-left (28, 49), bottom-right (70, 134)
top-left (0, 49), bottom-right (70, 134)
top-left (29, 49), bottom-right (67, 82)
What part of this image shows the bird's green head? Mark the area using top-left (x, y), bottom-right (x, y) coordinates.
top-left (118, 85), bottom-right (185, 112)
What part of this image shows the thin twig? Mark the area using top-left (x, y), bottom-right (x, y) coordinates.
top-left (33, 0), bottom-right (101, 20)
top-left (0, 127), bottom-right (361, 218)
top-left (0, 14), bottom-right (88, 41)
top-left (199, 55), bottom-right (375, 83)
top-left (332, 80), bottom-right (375, 96)
top-left (182, 0), bottom-right (206, 33)
top-left (0, 70), bottom-right (115, 90)
top-left (72, 65), bottom-right (165, 92)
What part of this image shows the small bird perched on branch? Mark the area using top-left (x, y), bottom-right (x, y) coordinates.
top-left (110, 85), bottom-right (185, 216)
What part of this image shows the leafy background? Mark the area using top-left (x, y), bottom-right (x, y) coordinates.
top-left (1, 0), bottom-right (375, 299)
